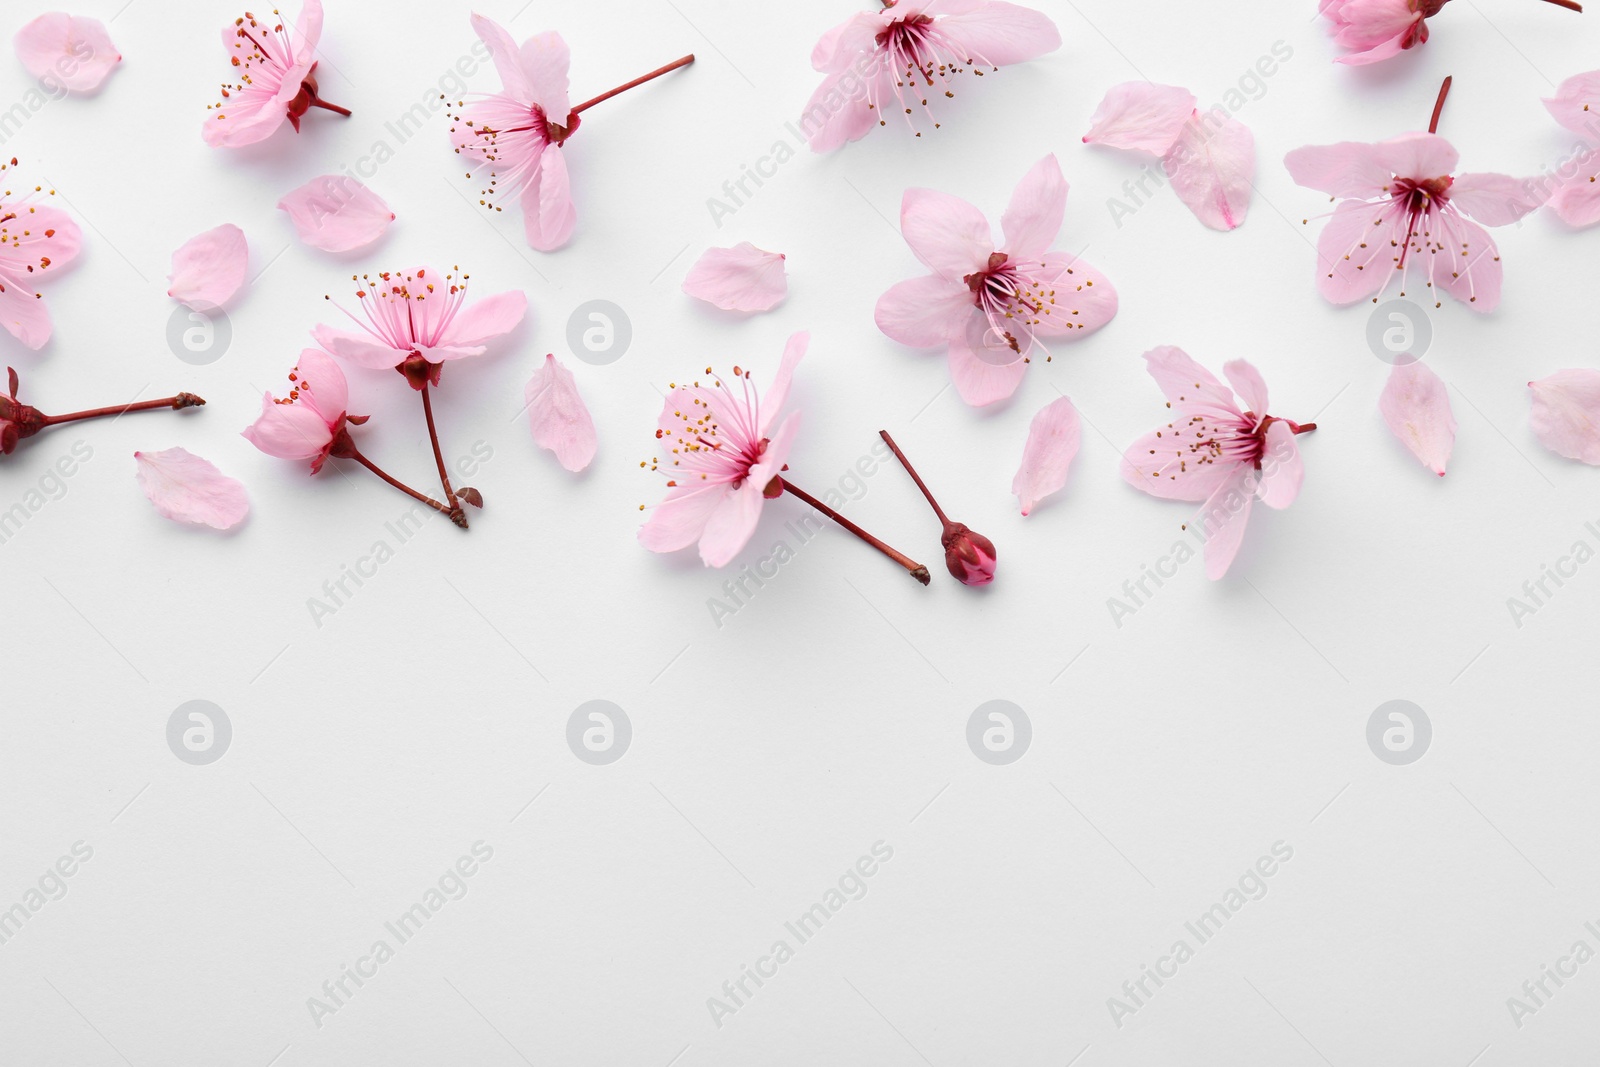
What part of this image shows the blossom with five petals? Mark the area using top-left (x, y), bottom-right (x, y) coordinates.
top-left (203, 1), bottom-right (350, 148)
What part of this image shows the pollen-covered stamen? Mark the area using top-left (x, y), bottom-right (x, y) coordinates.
top-left (325, 266), bottom-right (474, 356)
top-left (450, 101), bottom-right (579, 213)
top-left (0, 161), bottom-right (65, 298)
top-left (867, 14), bottom-right (999, 135)
top-left (645, 368), bottom-right (773, 488)
top-left (962, 252), bottom-right (1062, 357)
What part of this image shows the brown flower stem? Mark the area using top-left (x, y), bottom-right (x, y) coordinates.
top-left (40, 393), bottom-right (205, 427)
top-left (310, 98), bottom-right (352, 117)
top-left (878, 430), bottom-right (955, 530)
top-left (780, 479), bottom-right (930, 586)
top-left (419, 383), bottom-right (461, 512)
top-left (571, 55), bottom-right (695, 114)
top-left (347, 448), bottom-right (463, 526)
top-left (1428, 75), bottom-right (1452, 134)
top-left (1536, 0), bottom-right (1582, 12)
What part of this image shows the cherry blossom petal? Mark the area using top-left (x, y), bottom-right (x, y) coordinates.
top-left (682, 243), bottom-right (788, 312)
top-left (1142, 346), bottom-right (1235, 410)
top-left (1198, 467), bottom-right (1255, 580)
top-left (801, 66), bottom-right (885, 152)
top-left (1000, 154), bottom-right (1066, 260)
top-left (135, 448), bottom-right (249, 530)
top-left (9, 203), bottom-right (83, 272)
top-left (698, 483), bottom-right (766, 567)
top-left (1025, 252), bottom-right (1117, 339)
top-left (1164, 113), bottom-right (1255, 231)
top-left (525, 354), bottom-right (596, 473)
top-left (240, 392), bottom-right (333, 462)
top-left (0, 276), bottom-right (55, 349)
top-left (639, 482), bottom-right (730, 553)
top-left (1284, 141), bottom-right (1396, 199)
top-left (311, 325), bottom-right (409, 370)
top-left (14, 13), bottom-right (120, 92)
top-left (900, 187), bottom-right (994, 281)
top-left (470, 13), bottom-right (534, 102)
top-left (1333, 31), bottom-right (1410, 66)
top-left (521, 31), bottom-right (571, 117)
top-left (278, 175), bottom-right (395, 253)
top-left (1433, 211), bottom-right (1501, 313)
top-left (1449, 172), bottom-right (1547, 227)
top-left (167, 224), bottom-right (248, 311)
top-left (1012, 396), bottom-right (1080, 516)
top-left (293, 348), bottom-right (348, 424)
top-left (1121, 427), bottom-right (1238, 502)
top-left (875, 274), bottom-right (973, 347)
top-left (1255, 421), bottom-right (1304, 509)
top-left (1548, 165), bottom-right (1600, 227)
top-left (1528, 369), bottom-right (1600, 465)
top-left (439, 290), bottom-right (528, 348)
top-left (1543, 69), bottom-right (1600, 136)
top-left (938, 1), bottom-right (1060, 65)
top-left (1375, 132), bottom-right (1459, 182)
top-left (1223, 360), bottom-right (1269, 416)
top-left (522, 146), bottom-right (576, 251)
top-left (758, 332), bottom-right (808, 436)
top-left (947, 332), bottom-right (1026, 407)
top-left (811, 12), bottom-right (878, 71)
top-left (1082, 82), bottom-right (1195, 155)
top-left (1380, 361), bottom-right (1455, 476)
top-left (1313, 198), bottom-right (1395, 306)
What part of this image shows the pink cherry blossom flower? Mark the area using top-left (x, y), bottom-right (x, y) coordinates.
top-left (1380, 361), bottom-right (1456, 475)
top-left (1320, 0), bottom-right (1580, 65)
top-left (525, 353), bottom-right (597, 473)
top-left (1122, 347), bottom-right (1316, 580)
top-left (203, 0), bottom-right (350, 148)
top-left (168, 224), bottom-right (249, 311)
top-left (1541, 70), bottom-right (1600, 226)
top-left (0, 164), bottom-right (82, 351)
top-left (802, 0), bottom-right (1060, 152)
top-left (278, 175), bottom-right (394, 252)
top-left (244, 350), bottom-right (467, 525)
top-left (641, 333), bottom-right (930, 583)
top-left (1082, 81), bottom-right (1255, 231)
top-left (1012, 395), bottom-right (1080, 515)
top-left (1, 366), bottom-right (204, 456)
top-left (14, 13), bottom-right (121, 92)
top-left (1285, 77), bottom-right (1546, 314)
top-left (451, 15), bottom-right (692, 251)
top-left (875, 154), bottom-right (1117, 407)
top-left (682, 243), bottom-right (788, 312)
top-left (134, 447), bottom-right (250, 530)
top-left (1528, 369), bottom-right (1600, 464)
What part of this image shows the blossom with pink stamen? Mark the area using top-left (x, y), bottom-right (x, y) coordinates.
top-left (1319, 0), bottom-right (1582, 66)
top-left (203, 1), bottom-right (350, 148)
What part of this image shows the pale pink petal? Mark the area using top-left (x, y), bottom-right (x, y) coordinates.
top-left (1000, 154), bottom-right (1066, 260)
top-left (811, 12), bottom-right (880, 70)
top-left (1012, 396), bottom-right (1080, 516)
top-left (1375, 132), bottom-right (1458, 181)
top-left (9, 203), bottom-right (82, 271)
top-left (1543, 69), bottom-right (1600, 136)
top-left (278, 175), bottom-right (394, 253)
top-left (1142, 345), bottom-right (1236, 411)
top-left (521, 31), bottom-right (571, 117)
top-left (1223, 360), bottom-right (1269, 415)
top-left (1548, 164), bottom-right (1600, 227)
top-left (1449, 172), bottom-right (1548, 227)
top-left (289, 0), bottom-right (323, 59)
top-left (292, 348), bottom-right (347, 425)
top-left (167, 224), bottom-right (248, 310)
top-left (1434, 211), bottom-right (1501, 313)
top-left (0, 274), bottom-right (55, 349)
top-left (1164, 112), bottom-right (1255, 231)
top-left (938, 1), bottom-right (1060, 66)
top-left (947, 332), bottom-right (1026, 407)
top-left (471, 13), bottom-right (534, 102)
top-left (801, 66), bottom-right (885, 152)
top-left (135, 448), bottom-right (249, 530)
top-left (525, 354), bottom-right (596, 473)
top-left (900, 187), bottom-right (994, 281)
top-left (1081, 82), bottom-right (1195, 154)
top-left (1255, 421), bottom-right (1304, 509)
top-left (640, 482), bottom-right (731, 553)
top-left (874, 274), bottom-right (972, 347)
top-left (682, 243), bottom-right (788, 312)
top-left (311, 325), bottom-right (408, 370)
top-left (241, 393), bottom-right (332, 462)
top-left (1121, 427), bottom-right (1238, 502)
top-left (523, 146), bottom-right (576, 251)
top-left (1529, 369), bottom-right (1600, 465)
top-left (1380, 361), bottom-right (1455, 476)
top-left (1198, 467), bottom-right (1255, 580)
top-left (1333, 31), bottom-right (1411, 66)
top-left (698, 483), bottom-right (766, 567)
top-left (439, 289), bottom-right (528, 348)
top-left (748, 410), bottom-right (801, 490)
top-left (1284, 141), bottom-right (1394, 198)
top-left (757, 332), bottom-right (808, 436)
top-left (14, 13), bottom-right (120, 92)
top-left (1023, 252), bottom-right (1117, 338)
top-left (1313, 198), bottom-right (1396, 306)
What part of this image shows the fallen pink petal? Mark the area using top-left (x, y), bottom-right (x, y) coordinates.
top-left (167, 224), bottom-right (249, 311)
top-left (682, 243), bottom-right (788, 313)
top-left (1541, 70), bottom-right (1600, 226)
top-left (135, 447), bottom-right (250, 530)
top-left (526, 354), bottom-right (597, 473)
top-left (279, 175), bottom-right (395, 253)
top-left (14, 13), bottom-right (121, 92)
top-left (1012, 395), bottom-right (1081, 516)
top-left (1082, 81), bottom-right (1195, 154)
top-left (1379, 361), bottom-right (1456, 476)
top-left (1529, 369), bottom-right (1600, 464)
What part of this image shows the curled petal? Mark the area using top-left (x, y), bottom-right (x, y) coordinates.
top-left (14, 13), bottom-right (120, 92)
top-left (167, 224), bottom-right (248, 311)
top-left (1012, 396), bottom-right (1080, 516)
top-left (1082, 82), bottom-right (1195, 155)
top-left (523, 146), bottom-right (576, 251)
top-left (1380, 361), bottom-right (1455, 476)
top-left (135, 448), bottom-right (250, 530)
top-left (241, 393), bottom-right (334, 463)
top-left (525, 354), bottom-right (597, 473)
top-left (682, 243), bottom-right (788, 313)
top-left (757, 332), bottom-right (808, 437)
top-left (278, 175), bottom-right (395, 253)
top-left (1164, 113), bottom-right (1255, 231)
top-left (1529, 369), bottom-right (1600, 465)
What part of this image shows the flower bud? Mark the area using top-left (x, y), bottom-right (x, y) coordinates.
top-left (942, 523), bottom-right (997, 586)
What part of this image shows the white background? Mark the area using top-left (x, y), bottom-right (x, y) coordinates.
top-left (3, 0), bottom-right (1599, 1063)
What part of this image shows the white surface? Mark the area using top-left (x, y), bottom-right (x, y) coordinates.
top-left (3, 0), bottom-right (1599, 1064)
